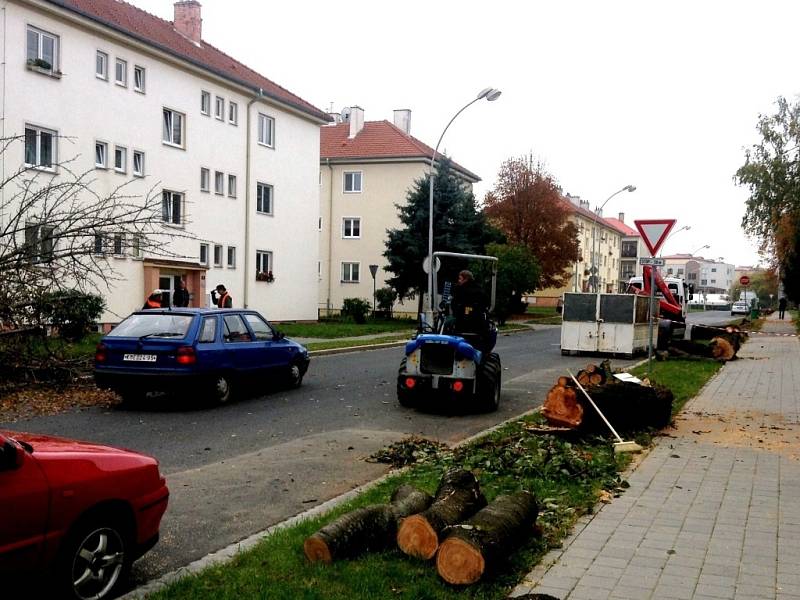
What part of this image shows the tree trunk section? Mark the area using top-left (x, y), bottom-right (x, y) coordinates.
top-left (577, 382), bottom-right (674, 432)
top-left (436, 491), bottom-right (539, 585)
top-left (304, 484), bottom-right (433, 563)
top-left (396, 469), bottom-right (487, 560)
top-left (542, 383), bottom-right (583, 427)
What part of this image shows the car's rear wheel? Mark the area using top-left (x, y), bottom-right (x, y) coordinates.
top-left (211, 373), bottom-right (233, 404)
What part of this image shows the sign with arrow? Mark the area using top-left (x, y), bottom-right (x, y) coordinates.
top-left (634, 219), bottom-right (676, 256)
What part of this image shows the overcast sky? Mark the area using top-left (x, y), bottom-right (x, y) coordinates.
top-left (134, 0), bottom-right (799, 267)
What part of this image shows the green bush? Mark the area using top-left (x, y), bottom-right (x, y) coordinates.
top-left (341, 297), bottom-right (371, 324)
top-left (374, 287), bottom-right (397, 315)
top-left (36, 290), bottom-right (105, 341)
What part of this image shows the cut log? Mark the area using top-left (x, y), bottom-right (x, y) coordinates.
top-left (304, 484), bottom-right (433, 563)
top-left (690, 324), bottom-right (745, 353)
top-left (589, 373), bottom-right (604, 385)
top-left (556, 376), bottom-right (569, 387)
top-left (396, 469), bottom-right (487, 560)
top-left (584, 363), bottom-right (598, 374)
top-left (710, 336), bottom-right (736, 361)
top-left (541, 383), bottom-right (583, 428)
top-left (576, 382), bottom-right (674, 432)
top-left (436, 491), bottom-right (539, 585)
top-left (576, 370), bottom-right (591, 387)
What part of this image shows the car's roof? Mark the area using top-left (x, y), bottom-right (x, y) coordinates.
top-left (135, 308), bottom-right (265, 316)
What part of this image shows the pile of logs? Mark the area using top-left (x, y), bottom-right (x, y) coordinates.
top-left (542, 361), bottom-right (673, 432)
top-left (669, 324), bottom-right (747, 361)
top-left (304, 468), bottom-right (539, 586)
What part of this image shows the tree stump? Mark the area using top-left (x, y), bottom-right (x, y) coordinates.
top-left (541, 383), bottom-right (583, 427)
top-left (436, 491), bottom-right (539, 585)
top-left (304, 484), bottom-right (433, 563)
top-left (396, 469), bottom-right (487, 560)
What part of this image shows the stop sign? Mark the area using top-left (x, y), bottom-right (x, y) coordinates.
top-left (739, 275), bottom-right (751, 286)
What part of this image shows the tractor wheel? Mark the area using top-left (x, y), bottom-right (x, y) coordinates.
top-left (475, 353), bottom-right (501, 412)
top-left (397, 357), bottom-right (416, 408)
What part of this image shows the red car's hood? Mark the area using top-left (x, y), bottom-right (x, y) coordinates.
top-left (3, 430), bottom-right (147, 459)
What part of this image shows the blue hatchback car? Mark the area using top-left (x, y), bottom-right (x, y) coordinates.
top-left (94, 308), bottom-right (310, 405)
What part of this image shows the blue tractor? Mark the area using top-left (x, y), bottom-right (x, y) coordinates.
top-left (397, 252), bottom-right (501, 412)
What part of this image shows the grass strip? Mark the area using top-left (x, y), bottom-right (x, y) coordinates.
top-left (275, 319), bottom-right (416, 339)
top-left (306, 335), bottom-right (408, 352)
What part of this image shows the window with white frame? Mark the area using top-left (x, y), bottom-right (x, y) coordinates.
top-left (161, 190), bottom-right (183, 225)
top-left (24, 124), bottom-right (56, 169)
top-left (256, 182), bottom-right (273, 214)
top-left (343, 171), bottom-right (362, 193)
top-left (200, 167), bottom-right (210, 192)
top-left (227, 246), bottom-right (236, 268)
top-left (201, 91), bottom-right (210, 115)
top-left (95, 141), bottom-right (108, 168)
top-left (228, 174), bottom-right (237, 198)
top-left (199, 242), bottom-right (209, 265)
top-left (214, 96), bottom-right (224, 120)
top-left (228, 102), bottom-right (238, 125)
top-left (162, 108), bottom-right (184, 147)
top-left (213, 244), bottom-right (223, 267)
top-left (96, 50), bottom-right (108, 80)
top-left (115, 58), bottom-right (127, 86)
top-left (25, 222), bottom-right (55, 262)
top-left (114, 146), bottom-right (127, 173)
top-left (134, 65), bottom-right (145, 92)
top-left (26, 26), bottom-right (58, 73)
top-left (341, 262), bottom-right (360, 283)
top-left (342, 217), bottom-right (361, 238)
top-left (113, 233), bottom-right (124, 255)
top-left (256, 250), bottom-right (272, 275)
top-left (214, 171), bottom-right (224, 195)
top-left (133, 150), bottom-right (144, 177)
top-left (93, 234), bottom-right (106, 255)
top-left (130, 234), bottom-right (143, 259)
top-left (257, 113), bottom-right (274, 147)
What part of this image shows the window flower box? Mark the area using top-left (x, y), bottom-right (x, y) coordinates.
top-left (26, 58), bottom-right (61, 78)
top-left (255, 270), bottom-right (274, 283)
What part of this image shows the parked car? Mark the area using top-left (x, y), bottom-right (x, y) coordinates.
top-left (94, 308), bottom-right (310, 405)
top-left (731, 301), bottom-right (750, 316)
top-left (0, 430), bottom-right (168, 599)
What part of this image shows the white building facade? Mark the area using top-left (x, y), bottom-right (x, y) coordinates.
top-left (2, 0), bottom-right (327, 323)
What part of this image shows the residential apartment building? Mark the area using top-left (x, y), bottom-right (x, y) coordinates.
top-left (603, 213), bottom-right (645, 287)
top-left (319, 107), bottom-right (479, 315)
top-left (2, 0), bottom-right (328, 323)
top-left (665, 254), bottom-right (734, 295)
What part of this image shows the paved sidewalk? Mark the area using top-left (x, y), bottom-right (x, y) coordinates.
top-left (512, 312), bottom-right (800, 600)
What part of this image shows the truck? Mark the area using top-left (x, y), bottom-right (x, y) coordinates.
top-left (626, 265), bottom-right (692, 346)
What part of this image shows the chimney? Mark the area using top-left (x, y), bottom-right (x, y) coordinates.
top-left (618, 212), bottom-right (625, 223)
top-left (326, 112), bottom-right (341, 125)
top-left (174, 1), bottom-right (202, 43)
top-left (348, 106), bottom-right (364, 139)
top-left (393, 109), bottom-right (411, 134)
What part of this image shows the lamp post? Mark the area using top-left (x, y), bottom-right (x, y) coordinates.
top-left (590, 184), bottom-right (636, 293)
top-left (426, 87), bottom-right (502, 321)
top-left (691, 244), bottom-right (710, 256)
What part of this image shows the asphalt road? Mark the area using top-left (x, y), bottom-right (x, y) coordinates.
top-left (686, 309), bottom-right (745, 327)
top-left (4, 325), bottom-right (644, 588)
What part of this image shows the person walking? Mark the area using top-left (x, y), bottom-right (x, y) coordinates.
top-left (779, 296), bottom-right (787, 320)
top-left (173, 279), bottom-right (190, 307)
top-left (211, 284), bottom-right (232, 308)
top-left (142, 289), bottom-right (164, 310)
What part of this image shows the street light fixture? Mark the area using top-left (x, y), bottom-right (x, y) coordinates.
top-left (426, 87), bottom-right (502, 319)
top-left (691, 244), bottom-right (710, 256)
top-left (659, 225), bottom-right (691, 257)
top-left (590, 184), bottom-right (636, 293)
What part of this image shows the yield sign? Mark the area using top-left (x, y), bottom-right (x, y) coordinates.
top-left (634, 219), bottom-right (676, 256)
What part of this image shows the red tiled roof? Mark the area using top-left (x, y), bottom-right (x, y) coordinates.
top-left (320, 121), bottom-right (480, 182)
top-left (46, 0), bottom-right (328, 122)
top-left (604, 217), bottom-right (639, 237)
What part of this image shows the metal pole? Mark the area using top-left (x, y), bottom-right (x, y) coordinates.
top-left (647, 264), bottom-right (656, 373)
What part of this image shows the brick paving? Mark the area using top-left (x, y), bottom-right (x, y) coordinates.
top-left (512, 313), bottom-right (800, 600)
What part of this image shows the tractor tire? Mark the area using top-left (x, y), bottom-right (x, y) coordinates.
top-left (475, 352), bottom-right (501, 412)
top-left (397, 358), bottom-right (417, 408)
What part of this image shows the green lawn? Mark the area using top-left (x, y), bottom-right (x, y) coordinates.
top-left (524, 306), bottom-right (559, 318)
top-left (275, 319), bottom-right (416, 339)
top-left (631, 358), bottom-right (723, 414)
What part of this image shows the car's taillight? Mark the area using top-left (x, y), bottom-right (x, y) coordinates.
top-left (95, 342), bottom-right (107, 363)
top-left (404, 377), bottom-right (416, 389)
top-left (176, 346), bottom-right (196, 365)
top-left (452, 380), bottom-right (465, 393)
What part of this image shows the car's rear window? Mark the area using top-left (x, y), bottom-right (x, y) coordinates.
top-left (108, 313), bottom-right (194, 338)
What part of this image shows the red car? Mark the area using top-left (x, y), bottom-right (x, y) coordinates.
top-left (0, 430), bottom-right (169, 600)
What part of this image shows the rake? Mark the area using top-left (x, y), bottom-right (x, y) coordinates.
top-left (567, 370), bottom-right (643, 454)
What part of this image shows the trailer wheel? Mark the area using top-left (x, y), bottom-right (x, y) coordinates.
top-left (397, 358), bottom-right (416, 408)
top-left (475, 353), bottom-right (501, 412)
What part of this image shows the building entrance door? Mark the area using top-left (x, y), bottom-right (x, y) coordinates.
top-left (159, 274), bottom-right (183, 308)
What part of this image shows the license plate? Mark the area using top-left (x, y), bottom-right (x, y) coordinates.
top-left (123, 354), bottom-right (157, 362)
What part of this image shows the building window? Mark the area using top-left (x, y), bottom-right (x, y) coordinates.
top-left (113, 233), bottom-right (124, 255)
top-left (161, 190), bottom-right (183, 225)
top-left (115, 58), bottom-right (127, 86)
top-left (213, 244), bottom-right (223, 267)
top-left (133, 65), bottom-right (145, 92)
top-left (341, 262), bottom-right (360, 283)
top-left (342, 217), bottom-right (361, 238)
top-left (214, 96), bottom-right (224, 120)
top-left (96, 50), bottom-right (108, 80)
top-left (228, 102), bottom-right (238, 125)
top-left (114, 146), bottom-right (127, 173)
top-left (318, 216), bottom-right (322, 231)
top-left (201, 90), bottom-right (210, 115)
top-left (95, 141), bottom-right (108, 168)
top-left (200, 167), bottom-right (210, 192)
top-left (343, 171), bottom-right (362, 193)
top-left (130, 234), bottom-right (143, 259)
top-left (214, 171), bottom-right (224, 195)
top-left (199, 243), bottom-right (209, 265)
top-left (25, 223), bottom-right (55, 262)
top-left (257, 113), bottom-right (274, 147)
top-left (256, 250), bottom-right (272, 275)
top-left (162, 108), bottom-right (184, 147)
top-left (228, 175), bottom-right (237, 198)
top-left (256, 182), bottom-right (273, 214)
top-left (24, 124), bottom-right (56, 169)
top-left (227, 246), bottom-right (236, 268)
top-left (133, 150), bottom-right (144, 177)
top-left (677, 268), bottom-right (684, 276)
top-left (26, 26), bottom-right (58, 73)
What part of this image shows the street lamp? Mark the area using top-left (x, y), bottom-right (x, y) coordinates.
top-left (590, 184), bottom-right (636, 293)
top-left (691, 244), bottom-right (710, 256)
top-left (426, 87), bottom-right (502, 319)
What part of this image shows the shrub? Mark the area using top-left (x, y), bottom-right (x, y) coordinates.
top-left (341, 298), bottom-right (371, 324)
top-left (36, 290), bottom-right (105, 341)
top-left (374, 287), bottom-right (397, 315)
